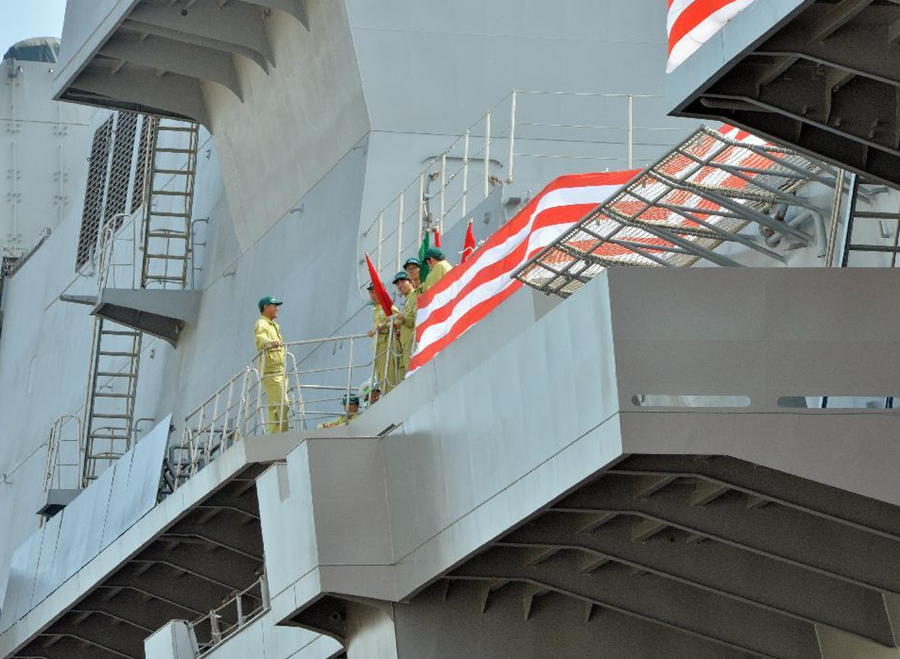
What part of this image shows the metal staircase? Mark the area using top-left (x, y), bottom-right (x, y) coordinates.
top-left (840, 174), bottom-right (900, 267)
top-left (81, 319), bottom-right (142, 486)
top-left (140, 119), bottom-right (200, 290)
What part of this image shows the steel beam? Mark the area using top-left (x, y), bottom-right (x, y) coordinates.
top-left (498, 511), bottom-right (896, 645)
top-left (129, 0), bottom-right (274, 70)
top-left (557, 475), bottom-right (900, 595)
top-left (449, 546), bottom-right (821, 659)
top-left (100, 31), bottom-right (242, 99)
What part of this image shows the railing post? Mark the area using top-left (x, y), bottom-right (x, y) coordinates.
top-left (376, 210), bottom-right (384, 272)
top-left (397, 192), bottom-right (404, 274)
top-left (627, 93), bottom-right (633, 169)
top-left (462, 130), bottom-right (470, 219)
top-left (507, 91), bottom-right (517, 184)
top-left (484, 111), bottom-right (491, 198)
top-left (209, 612), bottom-right (221, 645)
top-left (417, 173), bottom-right (425, 244)
top-left (347, 337), bottom-right (355, 412)
top-left (236, 593), bottom-right (245, 627)
top-left (439, 154), bottom-right (446, 234)
top-left (260, 574), bottom-right (271, 609)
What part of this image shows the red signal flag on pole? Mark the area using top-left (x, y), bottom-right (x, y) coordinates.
top-left (433, 227), bottom-right (441, 248)
top-left (365, 254), bottom-right (394, 318)
top-left (461, 220), bottom-right (476, 263)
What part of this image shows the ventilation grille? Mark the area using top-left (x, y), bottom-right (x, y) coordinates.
top-left (132, 116), bottom-right (157, 214)
top-left (76, 118), bottom-right (113, 270)
top-left (75, 113), bottom-right (154, 272)
top-left (106, 112), bottom-right (138, 223)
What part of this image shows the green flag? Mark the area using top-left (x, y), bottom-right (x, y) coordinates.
top-left (417, 230), bottom-right (431, 285)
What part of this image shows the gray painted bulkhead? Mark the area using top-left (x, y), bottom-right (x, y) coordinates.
top-left (256, 268), bottom-right (900, 659)
top-left (0, 0), bottom-right (696, 607)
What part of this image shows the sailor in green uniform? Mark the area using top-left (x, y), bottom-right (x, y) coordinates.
top-left (421, 247), bottom-right (453, 292)
top-left (392, 271), bottom-right (419, 379)
top-left (317, 394), bottom-right (360, 428)
top-left (403, 257), bottom-right (423, 290)
top-left (366, 282), bottom-right (401, 393)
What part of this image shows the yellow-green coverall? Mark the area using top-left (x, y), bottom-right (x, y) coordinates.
top-left (422, 260), bottom-right (453, 292)
top-left (372, 303), bottom-right (401, 393)
top-left (395, 287), bottom-right (419, 379)
top-left (254, 315), bottom-right (289, 433)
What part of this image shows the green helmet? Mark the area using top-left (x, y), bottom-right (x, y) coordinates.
top-left (258, 296), bottom-right (283, 311)
top-left (424, 247), bottom-right (445, 260)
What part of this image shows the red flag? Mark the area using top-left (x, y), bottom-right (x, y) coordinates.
top-left (461, 220), bottom-right (476, 263)
top-left (365, 254), bottom-right (394, 317)
top-left (433, 228), bottom-right (441, 248)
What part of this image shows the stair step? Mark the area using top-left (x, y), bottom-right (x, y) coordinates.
top-left (96, 371), bottom-right (136, 378)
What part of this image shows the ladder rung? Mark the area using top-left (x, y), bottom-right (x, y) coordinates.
top-left (91, 413), bottom-right (131, 420)
top-left (154, 169), bottom-right (194, 176)
top-left (150, 211), bottom-right (191, 218)
top-left (853, 212), bottom-right (900, 220)
top-left (88, 433), bottom-right (129, 440)
top-left (96, 371), bottom-right (136, 378)
top-left (147, 231), bottom-right (189, 239)
top-left (87, 452), bottom-right (127, 460)
top-left (151, 190), bottom-right (190, 196)
top-left (144, 276), bottom-right (187, 283)
top-left (848, 244), bottom-right (900, 254)
top-left (101, 330), bottom-right (139, 337)
top-left (157, 126), bottom-right (196, 133)
top-left (94, 392), bottom-right (132, 399)
top-left (146, 254), bottom-right (188, 260)
top-left (156, 147), bottom-right (194, 154)
top-left (98, 351), bottom-right (140, 357)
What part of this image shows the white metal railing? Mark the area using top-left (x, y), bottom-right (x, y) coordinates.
top-left (43, 415), bottom-right (83, 492)
top-left (358, 90), bottom-right (674, 293)
top-left (172, 333), bottom-right (391, 487)
top-left (189, 573), bottom-right (270, 656)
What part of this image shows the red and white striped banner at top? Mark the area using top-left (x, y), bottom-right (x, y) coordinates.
top-left (408, 170), bottom-right (640, 374)
top-left (667, 0), bottom-right (756, 73)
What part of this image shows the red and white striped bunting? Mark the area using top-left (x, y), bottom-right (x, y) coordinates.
top-left (667, 0), bottom-right (756, 73)
top-left (408, 170), bottom-right (639, 373)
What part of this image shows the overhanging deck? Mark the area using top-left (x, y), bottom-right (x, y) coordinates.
top-left (0, 433), bottom-right (301, 659)
top-left (667, 0), bottom-right (900, 188)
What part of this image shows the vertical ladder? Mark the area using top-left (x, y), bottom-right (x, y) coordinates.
top-left (840, 175), bottom-right (900, 267)
top-left (833, 174), bottom-right (898, 410)
top-left (81, 318), bottom-right (142, 486)
top-left (140, 119), bottom-right (200, 290)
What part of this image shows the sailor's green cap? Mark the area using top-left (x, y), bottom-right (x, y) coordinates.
top-left (403, 257), bottom-right (421, 269)
top-left (392, 271), bottom-right (409, 284)
top-left (343, 394), bottom-right (361, 406)
top-left (258, 296), bottom-right (283, 311)
top-left (424, 247), bottom-right (444, 260)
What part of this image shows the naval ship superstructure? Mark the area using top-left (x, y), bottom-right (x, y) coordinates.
top-left (1, 1), bottom-right (900, 658)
